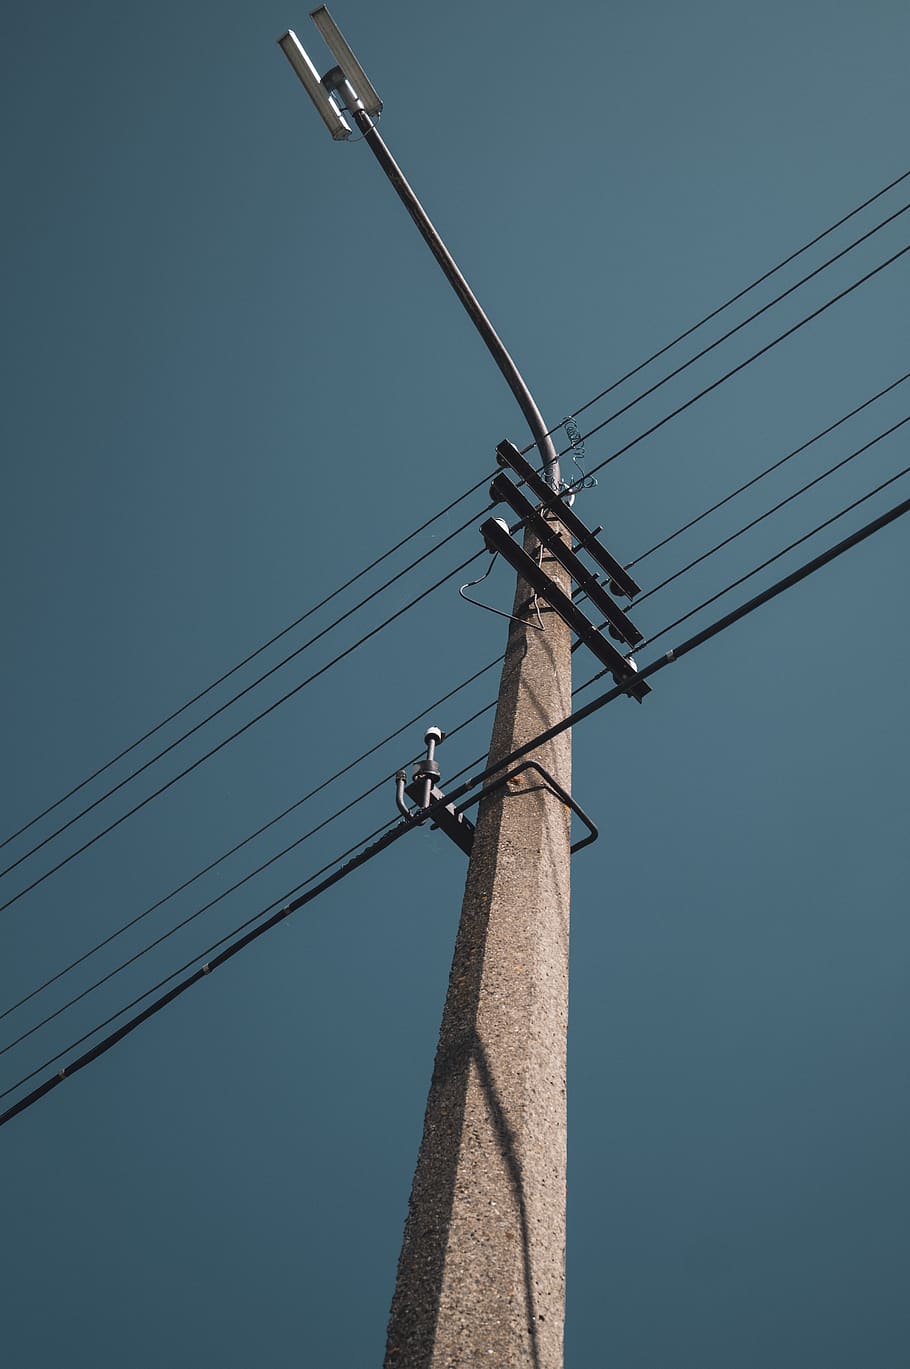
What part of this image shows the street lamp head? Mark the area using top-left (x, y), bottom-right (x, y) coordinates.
top-left (309, 6), bottom-right (382, 116)
top-left (277, 30), bottom-right (352, 140)
top-left (278, 8), bottom-right (382, 140)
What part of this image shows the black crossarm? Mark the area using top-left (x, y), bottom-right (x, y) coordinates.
top-left (495, 439), bottom-right (641, 600)
top-left (480, 518), bottom-right (650, 701)
top-left (489, 473), bottom-right (643, 647)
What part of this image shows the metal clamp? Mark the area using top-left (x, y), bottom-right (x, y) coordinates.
top-left (457, 759), bottom-right (598, 855)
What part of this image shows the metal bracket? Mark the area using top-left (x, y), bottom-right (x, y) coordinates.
top-left (481, 516), bottom-right (650, 701)
top-left (402, 777), bottom-right (476, 856)
top-left (457, 760), bottom-right (598, 855)
top-left (488, 472), bottom-right (642, 646)
top-left (495, 439), bottom-right (641, 599)
top-left (393, 734), bottom-right (596, 858)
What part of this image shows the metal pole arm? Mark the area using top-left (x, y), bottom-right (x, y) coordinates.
top-left (351, 109), bottom-right (560, 489)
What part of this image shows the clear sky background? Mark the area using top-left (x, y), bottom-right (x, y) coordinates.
top-left (2, 1), bottom-right (908, 1365)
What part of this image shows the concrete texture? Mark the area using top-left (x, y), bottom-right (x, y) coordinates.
top-left (385, 532), bottom-right (572, 1368)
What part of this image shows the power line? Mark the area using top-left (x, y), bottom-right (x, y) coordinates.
top-left (572, 411), bottom-right (910, 648)
top-left (0, 822), bottom-right (413, 1118)
top-left (38, 399), bottom-right (895, 1015)
top-left (5, 487), bottom-right (906, 1131)
top-left (627, 370), bottom-right (910, 567)
top-left (61, 404), bottom-right (888, 1019)
top-left (0, 504), bottom-right (491, 889)
top-left (451, 495), bottom-right (910, 782)
top-left (10, 422), bottom-right (896, 1066)
top-left (0, 473), bottom-right (492, 858)
top-left (14, 379), bottom-right (905, 1017)
top-left (8, 187), bottom-right (908, 969)
top-left (0, 655), bottom-right (501, 1033)
top-left (576, 459), bottom-right (910, 696)
top-left (547, 167), bottom-right (910, 440)
top-left (0, 771), bottom-right (415, 1059)
top-left (575, 240), bottom-right (910, 478)
top-left (7, 172), bottom-right (906, 883)
top-left (473, 196), bottom-right (909, 506)
top-left (638, 462), bottom-right (910, 649)
top-left (0, 544), bottom-right (484, 917)
top-left (8, 170), bottom-right (907, 868)
top-left (634, 416), bottom-right (910, 605)
top-left (0, 810), bottom-right (407, 1111)
top-left (25, 428), bottom-right (864, 1038)
top-left (429, 437), bottom-right (910, 740)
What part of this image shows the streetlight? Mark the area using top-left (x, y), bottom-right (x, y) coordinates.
top-left (277, 6), bottom-right (561, 489)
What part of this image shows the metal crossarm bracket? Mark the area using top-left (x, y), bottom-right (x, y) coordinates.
top-left (489, 472), bottom-right (642, 647)
top-left (480, 517), bottom-right (651, 700)
top-left (394, 739), bottom-right (597, 858)
top-left (495, 439), bottom-right (641, 600)
top-left (457, 760), bottom-right (598, 855)
top-left (403, 778), bottom-right (476, 856)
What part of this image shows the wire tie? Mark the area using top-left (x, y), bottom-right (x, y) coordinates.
top-left (665, 648), bottom-right (676, 662)
top-left (202, 963), bottom-right (212, 975)
top-left (57, 1068), bottom-right (66, 1080)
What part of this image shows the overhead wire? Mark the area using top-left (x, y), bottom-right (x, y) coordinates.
top-left (0, 769), bottom-right (416, 1059)
top-left (6, 166), bottom-right (908, 867)
top-left (574, 457), bottom-right (910, 700)
top-left (507, 211), bottom-right (910, 511)
top-left (0, 673), bottom-right (507, 1057)
top-left (7, 440), bottom-right (907, 1061)
top-left (0, 503), bottom-right (492, 888)
top-left (0, 810), bottom-right (407, 1115)
top-left (446, 451), bottom-right (910, 758)
top-left (12, 366), bottom-right (905, 1032)
top-left (7, 165), bottom-right (908, 1111)
top-left (26, 428), bottom-right (909, 1057)
top-left (0, 653), bottom-right (502, 1028)
top-left (637, 462), bottom-right (910, 650)
top-left (541, 168), bottom-right (910, 442)
top-left (435, 407), bottom-right (910, 748)
top-left (0, 471), bottom-right (492, 858)
top-left (5, 486), bottom-right (908, 1130)
top-left (634, 416), bottom-right (910, 606)
top-left (627, 369), bottom-right (910, 568)
top-left (0, 544), bottom-right (486, 917)
top-left (572, 240), bottom-right (910, 477)
top-left (5, 173), bottom-right (908, 998)
top-left (575, 409), bottom-right (910, 647)
top-left (12, 380), bottom-right (906, 1025)
top-left (5, 172), bottom-right (907, 892)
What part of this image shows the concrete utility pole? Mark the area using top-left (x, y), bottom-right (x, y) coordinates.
top-left (278, 13), bottom-right (572, 1364)
top-left (385, 554), bottom-right (572, 1368)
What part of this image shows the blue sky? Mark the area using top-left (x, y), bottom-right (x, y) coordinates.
top-left (2, 2), bottom-right (908, 1364)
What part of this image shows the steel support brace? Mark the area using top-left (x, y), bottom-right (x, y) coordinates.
top-left (406, 760), bottom-right (598, 858)
top-left (458, 759), bottom-right (598, 855)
